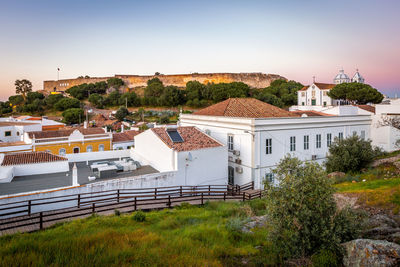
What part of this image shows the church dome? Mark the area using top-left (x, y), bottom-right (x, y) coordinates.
top-left (333, 69), bottom-right (350, 84)
top-left (352, 69), bottom-right (365, 83)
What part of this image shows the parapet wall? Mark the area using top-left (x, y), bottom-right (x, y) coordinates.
top-left (43, 72), bottom-right (286, 92)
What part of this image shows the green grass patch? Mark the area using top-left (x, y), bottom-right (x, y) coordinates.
top-left (0, 200), bottom-right (278, 266)
top-left (335, 177), bottom-right (400, 192)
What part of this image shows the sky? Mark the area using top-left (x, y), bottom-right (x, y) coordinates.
top-left (0, 0), bottom-right (399, 101)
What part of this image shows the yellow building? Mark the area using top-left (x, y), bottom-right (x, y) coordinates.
top-left (25, 127), bottom-right (112, 156)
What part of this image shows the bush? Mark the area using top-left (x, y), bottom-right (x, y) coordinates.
top-left (115, 107), bottom-right (130, 121)
top-left (311, 249), bottom-right (339, 267)
top-left (326, 135), bottom-right (381, 173)
top-left (55, 98), bottom-right (81, 111)
top-left (225, 217), bottom-right (245, 240)
top-left (264, 155), bottom-right (362, 259)
top-left (158, 115), bottom-right (170, 124)
top-left (132, 211), bottom-right (146, 222)
top-left (62, 108), bottom-right (84, 124)
top-left (114, 209), bottom-right (121, 216)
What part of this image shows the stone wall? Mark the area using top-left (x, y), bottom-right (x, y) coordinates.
top-left (43, 72), bottom-right (286, 92)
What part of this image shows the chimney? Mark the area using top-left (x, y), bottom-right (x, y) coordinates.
top-left (72, 163), bottom-right (79, 187)
top-left (121, 124), bottom-right (124, 133)
top-left (84, 121), bottom-right (88, 129)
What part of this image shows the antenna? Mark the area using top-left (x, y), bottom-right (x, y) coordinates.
top-left (312, 76), bottom-right (316, 83)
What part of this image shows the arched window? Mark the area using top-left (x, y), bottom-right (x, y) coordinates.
top-left (99, 144), bottom-right (104, 151)
top-left (86, 145), bottom-right (93, 152)
top-left (73, 147), bottom-right (80, 154)
top-left (59, 148), bottom-right (66, 156)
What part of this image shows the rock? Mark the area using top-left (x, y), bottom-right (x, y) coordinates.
top-left (241, 215), bottom-right (268, 233)
top-left (365, 214), bottom-right (399, 229)
top-left (328, 171), bottom-right (346, 179)
top-left (334, 193), bottom-right (359, 210)
top-left (364, 227), bottom-right (400, 240)
top-left (372, 154), bottom-right (400, 167)
top-left (394, 161), bottom-right (400, 170)
top-left (389, 232), bottom-right (400, 244)
top-left (342, 239), bottom-right (400, 267)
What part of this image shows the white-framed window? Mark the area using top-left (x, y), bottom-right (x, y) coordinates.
top-left (304, 135), bottom-right (309, 150)
top-left (86, 145), bottom-right (93, 152)
top-left (59, 148), bottom-right (66, 156)
top-left (361, 130), bottom-right (366, 140)
top-left (316, 134), bottom-right (321, 148)
top-left (99, 144), bottom-right (105, 151)
top-left (338, 132), bottom-right (343, 141)
top-left (227, 134), bottom-right (234, 151)
top-left (266, 138), bottom-right (272, 154)
top-left (327, 133), bottom-right (332, 147)
top-left (4, 131), bottom-right (11, 137)
top-left (290, 136), bottom-right (296, 152)
top-left (265, 173), bottom-right (274, 183)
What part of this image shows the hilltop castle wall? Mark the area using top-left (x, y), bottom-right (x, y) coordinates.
top-left (43, 72), bottom-right (286, 92)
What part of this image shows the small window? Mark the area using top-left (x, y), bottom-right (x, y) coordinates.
top-left (361, 130), bottom-right (366, 140)
top-left (99, 144), bottom-right (105, 151)
top-left (327, 133), bottom-right (332, 147)
top-left (302, 102), bottom-right (305, 106)
top-left (5, 131), bottom-right (11, 137)
top-left (59, 148), bottom-right (66, 156)
top-left (304, 135), bottom-right (309, 150)
top-left (290, 136), bottom-right (296, 152)
top-left (338, 132), bottom-right (343, 141)
top-left (73, 147), bottom-right (80, 154)
top-left (265, 173), bottom-right (274, 183)
top-left (266, 138), bottom-right (272, 154)
top-left (17, 132), bottom-right (20, 136)
top-left (323, 91), bottom-right (328, 96)
top-left (227, 134), bottom-right (234, 151)
top-left (86, 145), bottom-right (93, 152)
top-left (323, 101), bottom-right (327, 107)
top-left (316, 134), bottom-right (321, 148)
top-left (301, 92), bottom-right (305, 97)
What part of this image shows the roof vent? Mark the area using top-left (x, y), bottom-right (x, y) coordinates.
top-left (166, 128), bottom-right (184, 143)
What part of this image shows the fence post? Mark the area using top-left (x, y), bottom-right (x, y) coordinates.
top-left (242, 192), bottom-right (245, 201)
top-left (168, 195), bottom-right (171, 208)
top-left (28, 200), bottom-right (31, 216)
top-left (134, 197), bottom-right (137, 211)
top-left (223, 192), bottom-right (226, 201)
top-left (39, 212), bottom-right (43, 230)
top-left (180, 186), bottom-right (182, 197)
top-left (117, 190), bottom-right (120, 203)
top-left (201, 192), bottom-right (204, 205)
top-left (252, 181), bottom-right (254, 190)
top-left (78, 194), bottom-right (81, 208)
top-left (208, 185), bottom-right (211, 196)
top-left (155, 188), bottom-right (157, 200)
top-left (92, 203), bottom-right (95, 214)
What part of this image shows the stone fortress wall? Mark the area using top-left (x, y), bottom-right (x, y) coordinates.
top-left (43, 72), bottom-right (286, 92)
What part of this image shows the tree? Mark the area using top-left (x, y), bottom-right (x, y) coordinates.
top-left (328, 83), bottom-right (383, 104)
top-left (104, 91), bottom-right (121, 106)
top-left (45, 94), bottom-right (64, 108)
top-left (264, 155), bottom-right (362, 259)
top-left (26, 92), bottom-right (44, 104)
top-left (66, 85), bottom-right (87, 100)
top-left (88, 93), bottom-right (105, 108)
top-left (121, 92), bottom-right (140, 107)
top-left (115, 107), bottom-right (130, 121)
top-left (15, 79), bottom-right (32, 101)
top-left (158, 115), bottom-right (170, 124)
top-left (326, 134), bottom-right (380, 173)
top-left (62, 108), bottom-right (84, 124)
top-left (253, 91), bottom-right (284, 107)
top-left (185, 81), bottom-right (207, 102)
top-left (8, 95), bottom-right (24, 106)
top-left (54, 98), bottom-right (81, 111)
top-left (160, 86), bottom-right (185, 106)
top-left (107, 78), bottom-right (124, 89)
top-left (143, 78), bottom-right (164, 106)
top-left (258, 79), bottom-right (303, 107)
top-left (208, 82), bottom-right (250, 102)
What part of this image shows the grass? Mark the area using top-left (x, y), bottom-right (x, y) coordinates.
top-left (0, 200), bottom-right (280, 267)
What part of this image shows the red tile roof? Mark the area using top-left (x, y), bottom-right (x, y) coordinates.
top-left (0, 122), bottom-right (38, 127)
top-left (151, 126), bottom-right (222, 152)
top-left (290, 110), bottom-right (333, 117)
top-left (355, 105), bottom-right (375, 114)
top-left (1, 151), bottom-right (67, 166)
top-left (112, 130), bottom-right (141, 143)
top-left (28, 127), bottom-right (106, 139)
top-left (193, 98), bottom-right (299, 118)
top-left (299, 83), bottom-right (336, 91)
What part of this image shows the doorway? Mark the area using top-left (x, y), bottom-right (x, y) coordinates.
top-left (73, 147), bottom-right (80, 154)
top-left (228, 166), bottom-right (234, 185)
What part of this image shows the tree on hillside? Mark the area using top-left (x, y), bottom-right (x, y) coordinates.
top-left (143, 78), bottom-right (164, 106)
top-left (62, 108), bottom-right (84, 124)
top-left (160, 86), bottom-right (185, 106)
top-left (255, 79), bottom-right (303, 107)
top-left (107, 78), bottom-right (124, 89)
top-left (54, 98), bottom-right (81, 111)
top-left (115, 107), bottom-right (130, 121)
top-left (328, 83), bottom-right (383, 104)
top-left (15, 79), bottom-right (33, 101)
top-left (88, 93), bottom-right (105, 108)
top-left (104, 91), bottom-right (122, 106)
top-left (264, 155), bottom-right (363, 259)
top-left (185, 81), bottom-right (207, 102)
top-left (26, 92), bottom-right (44, 104)
top-left (8, 95), bottom-right (24, 106)
top-left (45, 94), bottom-right (64, 109)
top-left (208, 82), bottom-right (250, 103)
top-left (121, 92), bottom-right (140, 107)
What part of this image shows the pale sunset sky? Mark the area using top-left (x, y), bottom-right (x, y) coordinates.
top-left (0, 0), bottom-right (399, 100)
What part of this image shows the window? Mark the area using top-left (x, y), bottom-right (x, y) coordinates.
top-left (301, 92), bottom-right (305, 97)
top-left (266, 138), bottom-right (272, 154)
top-left (59, 148), bottom-right (66, 156)
top-left (73, 147), bottom-right (80, 154)
top-left (290, 136), bottom-right (296, 151)
top-left (316, 134), bottom-right (321, 148)
top-left (99, 144), bottom-right (105, 151)
top-left (227, 134), bottom-right (234, 151)
top-left (5, 131), bottom-right (11, 137)
top-left (228, 166), bottom-right (234, 185)
top-left (361, 130), bottom-right (366, 140)
top-left (323, 101), bottom-right (327, 107)
top-left (338, 132), bottom-right (343, 141)
top-left (86, 145), bottom-right (93, 152)
top-left (323, 91), bottom-right (328, 96)
top-left (16, 132), bottom-right (20, 136)
top-left (327, 133), bottom-right (332, 147)
top-left (312, 90), bottom-right (316, 97)
top-left (304, 135), bottom-right (309, 150)
top-left (265, 173), bottom-right (274, 183)
top-left (302, 102), bottom-right (305, 106)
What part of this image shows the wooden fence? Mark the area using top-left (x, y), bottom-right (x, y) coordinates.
top-left (0, 182), bottom-right (260, 234)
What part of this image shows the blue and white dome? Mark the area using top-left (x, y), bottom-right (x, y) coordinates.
top-left (333, 69), bottom-right (350, 84)
top-left (352, 69), bottom-right (365, 83)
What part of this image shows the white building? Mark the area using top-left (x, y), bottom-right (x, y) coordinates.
top-left (133, 126), bottom-right (227, 186)
top-left (180, 98), bottom-right (371, 189)
top-left (112, 130), bottom-right (140, 150)
top-left (0, 121), bottom-right (42, 143)
top-left (371, 103), bottom-right (400, 152)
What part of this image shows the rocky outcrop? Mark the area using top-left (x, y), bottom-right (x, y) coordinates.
top-left (241, 215), bottom-right (268, 233)
top-left (342, 239), bottom-right (400, 267)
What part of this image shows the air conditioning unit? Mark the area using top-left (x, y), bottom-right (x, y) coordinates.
top-left (233, 150), bottom-right (240, 156)
top-left (235, 166), bottom-right (243, 173)
top-left (228, 156), bottom-right (234, 162)
top-left (235, 158), bottom-right (242, 164)
top-left (311, 155), bottom-right (317, 160)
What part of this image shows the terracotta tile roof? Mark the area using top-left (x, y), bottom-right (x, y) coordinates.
top-left (0, 122), bottom-right (38, 127)
top-left (290, 110), bottom-right (333, 117)
top-left (0, 141), bottom-right (28, 147)
top-left (1, 151), bottom-right (67, 166)
top-left (112, 130), bottom-right (141, 143)
top-left (151, 126), bottom-right (222, 152)
top-left (193, 98), bottom-right (299, 118)
top-left (299, 83), bottom-right (336, 91)
top-left (355, 105), bottom-right (375, 114)
top-left (28, 127), bottom-right (106, 139)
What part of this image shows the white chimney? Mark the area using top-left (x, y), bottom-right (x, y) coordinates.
top-left (121, 124), bottom-right (124, 133)
top-left (72, 163), bottom-right (79, 187)
top-left (84, 121), bottom-right (88, 129)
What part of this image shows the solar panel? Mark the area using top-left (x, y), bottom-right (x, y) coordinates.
top-left (166, 129), bottom-right (184, 143)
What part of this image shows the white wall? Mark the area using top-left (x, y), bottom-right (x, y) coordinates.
top-left (66, 149), bottom-right (131, 162)
top-left (113, 141), bottom-right (134, 150)
top-left (0, 124), bottom-right (42, 143)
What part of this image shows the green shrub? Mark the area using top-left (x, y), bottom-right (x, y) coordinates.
top-left (114, 209), bottom-right (121, 216)
top-left (225, 217), bottom-right (244, 240)
top-left (132, 211), bottom-right (146, 222)
top-left (311, 249), bottom-right (339, 267)
top-left (176, 202), bottom-right (192, 210)
top-left (248, 199), bottom-right (268, 215)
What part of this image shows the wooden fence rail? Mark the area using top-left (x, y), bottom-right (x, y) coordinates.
top-left (0, 182), bottom-right (259, 234)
